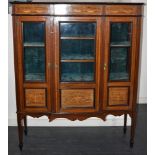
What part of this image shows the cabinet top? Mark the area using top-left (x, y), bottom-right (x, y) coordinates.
top-left (10, 0), bottom-right (145, 5)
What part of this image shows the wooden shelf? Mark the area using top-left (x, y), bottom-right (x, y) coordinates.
top-left (110, 44), bottom-right (131, 47)
top-left (61, 73), bottom-right (94, 82)
top-left (61, 55), bottom-right (94, 60)
top-left (23, 42), bottom-right (45, 47)
top-left (60, 37), bottom-right (95, 40)
top-left (110, 42), bottom-right (131, 47)
top-left (25, 73), bottom-right (45, 81)
top-left (61, 59), bottom-right (95, 62)
top-left (109, 72), bottom-right (129, 81)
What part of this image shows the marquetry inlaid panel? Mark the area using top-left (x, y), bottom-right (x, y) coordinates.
top-left (54, 4), bottom-right (103, 15)
top-left (12, 4), bottom-right (143, 16)
top-left (13, 4), bottom-right (53, 15)
top-left (105, 5), bottom-right (141, 15)
top-left (108, 87), bottom-right (129, 106)
top-left (61, 89), bottom-right (94, 108)
top-left (25, 89), bottom-right (46, 107)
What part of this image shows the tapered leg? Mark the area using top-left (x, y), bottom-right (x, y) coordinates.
top-left (17, 114), bottom-right (24, 151)
top-left (24, 116), bottom-right (28, 136)
top-left (123, 114), bottom-right (127, 134)
top-left (130, 113), bottom-right (137, 148)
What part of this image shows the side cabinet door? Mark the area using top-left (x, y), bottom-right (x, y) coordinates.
top-left (54, 17), bottom-right (101, 113)
top-left (102, 17), bottom-right (138, 110)
top-left (14, 16), bottom-right (53, 113)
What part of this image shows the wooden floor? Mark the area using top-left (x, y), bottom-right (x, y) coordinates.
top-left (8, 104), bottom-right (147, 155)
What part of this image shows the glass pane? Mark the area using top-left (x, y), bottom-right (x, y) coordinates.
top-left (109, 47), bottom-right (130, 81)
top-left (23, 22), bottom-right (45, 44)
top-left (61, 62), bottom-right (94, 82)
top-left (24, 47), bottom-right (45, 81)
top-left (61, 39), bottom-right (95, 60)
top-left (110, 23), bottom-right (131, 46)
top-left (60, 23), bottom-right (96, 37)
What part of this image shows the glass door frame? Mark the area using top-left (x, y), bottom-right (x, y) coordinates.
top-left (102, 17), bottom-right (138, 111)
top-left (54, 16), bottom-right (101, 113)
top-left (15, 16), bottom-right (53, 112)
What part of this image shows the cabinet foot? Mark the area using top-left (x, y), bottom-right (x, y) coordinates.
top-left (130, 140), bottom-right (134, 148)
top-left (19, 143), bottom-right (23, 151)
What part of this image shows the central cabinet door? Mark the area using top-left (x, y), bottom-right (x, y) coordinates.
top-left (55, 17), bottom-right (101, 113)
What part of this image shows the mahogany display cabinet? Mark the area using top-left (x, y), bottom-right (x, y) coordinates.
top-left (11, 0), bottom-right (144, 150)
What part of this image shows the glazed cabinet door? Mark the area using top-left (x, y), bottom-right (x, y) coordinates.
top-left (14, 16), bottom-right (53, 113)
top-left (102, 17), bottom-right (138, 110)
top-left (54, 17), bottom-right (101, 113)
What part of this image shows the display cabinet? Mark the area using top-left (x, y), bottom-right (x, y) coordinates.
top-left (11, 1), bottom-right (144, 150)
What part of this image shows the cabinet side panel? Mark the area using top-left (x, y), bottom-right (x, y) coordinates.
top-left (132, 17), bottom-right (143, 111)
top-left (12, 16), bottom-right (22, 112)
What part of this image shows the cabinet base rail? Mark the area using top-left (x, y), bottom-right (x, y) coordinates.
top-left (17, 112), bottom-right (137, 151)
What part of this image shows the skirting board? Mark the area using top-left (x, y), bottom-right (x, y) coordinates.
top-left (8, 115), bottom-right (131, 126)
top-left (137, 97), bottom-right (147, 104)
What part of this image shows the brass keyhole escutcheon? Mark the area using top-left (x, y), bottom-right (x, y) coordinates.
top-left (104, 64), bottom-right (107, 71)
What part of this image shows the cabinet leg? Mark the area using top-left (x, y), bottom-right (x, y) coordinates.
top-left (24, 116), bottom-right (28, 136)
top-left (130, 113), bottom-right (137, 148)
top-left (17, 114), bottom-right (24, 151)
top-left (123, 114), bottom-right (127, 134)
